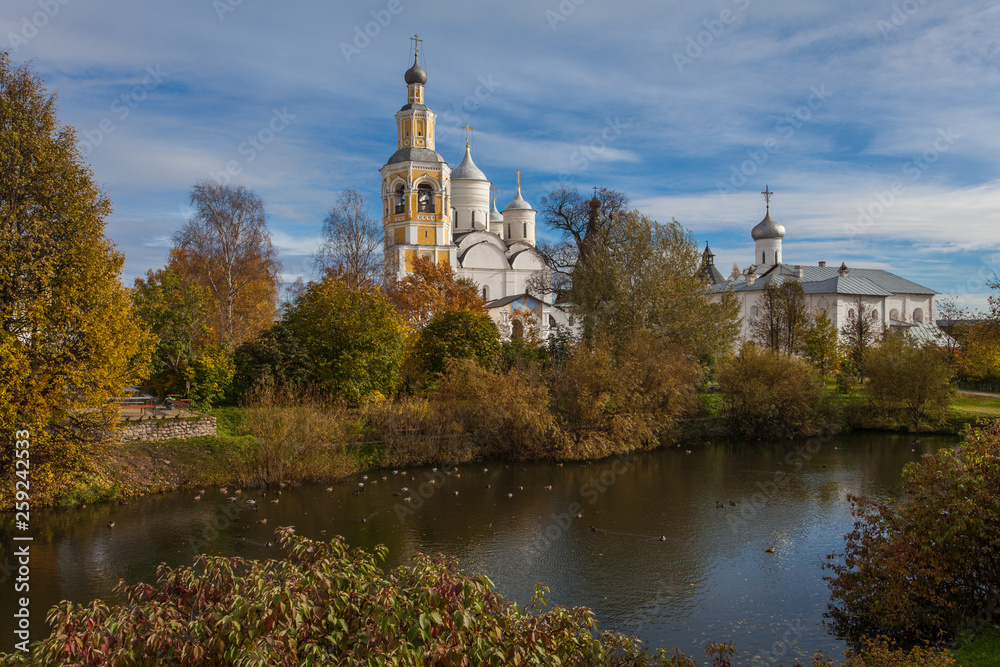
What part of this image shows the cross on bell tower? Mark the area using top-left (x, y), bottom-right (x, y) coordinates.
top-left (410, 33), bottom-right (422, 58)
top-left (761, 185), bottom-right (773, 214)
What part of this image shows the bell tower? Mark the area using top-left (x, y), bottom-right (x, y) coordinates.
top-left (380, 35), bottom-right (456, 280)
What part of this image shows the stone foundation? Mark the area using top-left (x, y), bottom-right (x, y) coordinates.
top-left (120, 416), bottom-right (217, 442)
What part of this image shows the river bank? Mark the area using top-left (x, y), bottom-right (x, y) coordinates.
top-left (15, 387), bottom-right (999, 512)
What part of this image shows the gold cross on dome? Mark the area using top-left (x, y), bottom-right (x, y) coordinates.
top-left (462, 123), bottom-right (473, 148)
top-left (411, 34), bottom-right (422, 57)
top-left (761, 185), bottom-right (773, 212)
top-left (515, 170), bottom-right (522, 188)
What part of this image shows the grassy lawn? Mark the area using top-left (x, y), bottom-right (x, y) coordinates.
top-left (951, 392), bottom-right (1000, 418)
top-left (952, 629), bottom-right (1000, 666)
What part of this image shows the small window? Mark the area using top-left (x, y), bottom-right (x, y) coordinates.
top-left (424, 230), bottom-right (429, 239)
top-left (507, 224), bottom-right (511, 237)
top-left (913, 307), bottom-right (924, 323)
top-left (762, 252), bottom-right (766, 264)
top-left (848, 308), bottom-right (856, 320)
top-left (482, 286), bottom-right (489, 300)
top-left (471, 211), bottom-right (475, 227)
top-left (890, 308), bottom-right (900, 321)
top-left (523, 223), bottom-right (527, 237)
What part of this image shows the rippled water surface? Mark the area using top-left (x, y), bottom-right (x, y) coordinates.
top-left (0, 432), bottom-right (957, 663)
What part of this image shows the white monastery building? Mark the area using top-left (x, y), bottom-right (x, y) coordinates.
top-left (379, 40), bottom-right (571, 338)
top-left (706, 188), bottom-right (950, 347)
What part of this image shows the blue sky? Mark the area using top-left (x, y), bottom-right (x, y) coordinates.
top-left (4, 0), bottom-right (999, 310)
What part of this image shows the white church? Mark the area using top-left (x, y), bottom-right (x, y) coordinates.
top-left (379, 41), bottom-right (572, 338)
top-left (705, 188), bottom-right (950, 346)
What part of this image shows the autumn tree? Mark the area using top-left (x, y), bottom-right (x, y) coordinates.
top-left (718, 344), bottom-right (830, 440)
top-left (170, 181), bottom-right (281, 349)
top-left (534, 186), bottom-right (628, 299)
top-left (864, 333), bottom-right (952, 429)
top-left (568, 210), bottom-right (740, 362)
top-left (751, 279), bottom-right (811, 354)
top-left (283, 278), bottom-right (406, 403)
top-left (840, 296), bottom-right (883, 372)
top-left (935, 295), bottom-right (970, 363)
top-left (802, 308), bottom-right (841, 376)
top-left (313, 188), bottom-right (382, 289)
top-left (0, 54), bottom-right (151, 504)
top-left (385, 255), bottom-right (485, 330)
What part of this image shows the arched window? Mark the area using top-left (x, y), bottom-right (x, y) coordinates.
top-left (394, 185), bottom-right (405, 214)
top-left (889, 308), bottom-right (900, 321)
top-left (482, 286), bottom-right (489, 301)
top-left (913, 307), bottom-right (924, 323)
top-left (848, 308), bottom-right (856, 320)
top-left (523, 223), bottom-right (527, 237)
top-left (471, 211), bottom-right (475, 227)
top-left (762, 252), bottom-right (766, 264)
top-left (417, 184), bottom-right (434, 213)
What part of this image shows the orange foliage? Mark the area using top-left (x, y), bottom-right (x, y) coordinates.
top-left (385, 256), bottom-right (485, 330)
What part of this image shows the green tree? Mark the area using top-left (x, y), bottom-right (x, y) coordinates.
top-left (229, 321), bottom-right (314, 403)
top-left (863, 332), bottom-right (953, 429)
top-left (0, 54), bottom-right (151, 504)
top-left (283, 278), bottom-right (406, 403)
top-left (131, 267), bottom-right (213, 397)
top-left (718, 344), bottom-right (831, 440)
top-left (407, 309), bottom-right (501, 384)
top-left (802, 307), bottom-right (841, 376)
top-left (568, 210), bottom-right (740, 362)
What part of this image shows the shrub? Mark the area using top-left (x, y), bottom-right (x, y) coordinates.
top-left (405, 308), bottom-right (501, 387)
top-left (550, 333), bottom-right (701, 459)
top-left (718, 344), bottom-right (832, 440)
top-left (1, 527), bottom-right (720, 666)
top-left (825, 420), bottom-right (1000, 644)
top-left (863, 333), bottom-right (953, 430)
top-left (435, 358), bottom-right (559, 460)
top-left (236, 385), bottom-right (358, 486)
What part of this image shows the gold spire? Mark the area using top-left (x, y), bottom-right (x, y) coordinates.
top-left (515, 170), bottom-right (522, 190)
top-left (761, 185), bottom-right (773, 214)
top-left (462, 123), bottom-right (473, 149)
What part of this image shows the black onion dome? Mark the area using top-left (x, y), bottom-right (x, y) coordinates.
top-left (404, 56), bottom-right (427, 85)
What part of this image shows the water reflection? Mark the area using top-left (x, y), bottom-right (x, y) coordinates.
top-left (0, 432), bottom-right (956, 662)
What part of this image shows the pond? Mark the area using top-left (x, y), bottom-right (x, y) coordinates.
top-left (0, 431), bottom-right (957, 663)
